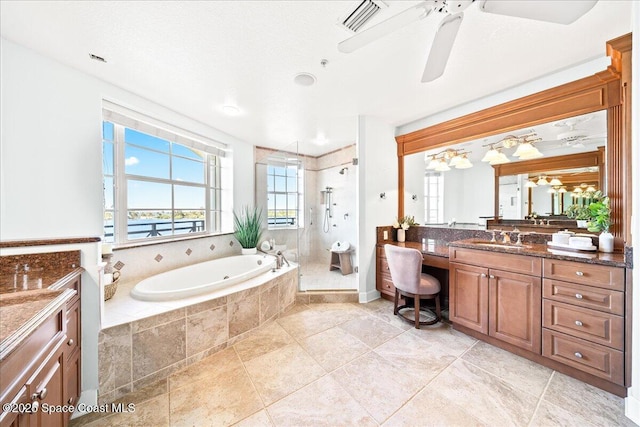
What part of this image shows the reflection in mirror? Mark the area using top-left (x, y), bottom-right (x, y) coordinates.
top-left (403, 110), bottom-right (606, 227)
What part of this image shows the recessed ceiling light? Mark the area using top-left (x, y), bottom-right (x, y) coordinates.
top-left (222, 105), bottom-right (240, 116)
top-left (294, 73), bottom-right (316, 87)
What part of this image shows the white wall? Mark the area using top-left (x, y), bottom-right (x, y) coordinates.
top-left (0, 38), bottom-right (254, 407)
top-left (403, 153), bottom-right (425, 223)
top-left (357, 116), bottom-right (397, 302)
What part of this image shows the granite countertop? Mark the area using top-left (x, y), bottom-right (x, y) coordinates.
top-left (379, 238), bottom-right (627, 268)
top-left (0, 265), bottom-right (82, 360)
top-left (378, 239), bottom-right (450, 258)
top-left (449, 238), bottom-right (627, 268)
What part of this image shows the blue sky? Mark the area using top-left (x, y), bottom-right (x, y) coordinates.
top-left (103, 122), bottom-right (206, 211)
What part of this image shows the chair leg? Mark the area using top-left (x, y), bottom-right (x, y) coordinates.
top-left (393, 288), bottom-right (399, 315)
top-left (435, 293), bottom-right (441, 322)
top-left (414, 295), bottom-right (420, 329)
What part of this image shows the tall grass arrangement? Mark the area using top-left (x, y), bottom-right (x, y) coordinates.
top-left (233, 206), bottom-right (264, 249)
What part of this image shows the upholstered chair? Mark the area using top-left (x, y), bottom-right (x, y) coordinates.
top-left (384, 244), bottom-right (441, 328)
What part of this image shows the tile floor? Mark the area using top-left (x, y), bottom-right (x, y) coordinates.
top-left (72, 299), bottom-right (636, 427)
top-left (299, 262), bottom-right (357, 291)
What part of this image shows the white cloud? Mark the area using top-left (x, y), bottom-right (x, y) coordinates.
top-left (125, 156), bottom-right (139, 166)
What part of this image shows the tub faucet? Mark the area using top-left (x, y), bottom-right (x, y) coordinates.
top-left (276, 251), bottom-right (290, 269)
top-left (500, 231), bottom-right (511, 244)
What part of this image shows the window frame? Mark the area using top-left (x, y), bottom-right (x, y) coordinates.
top-left (424, 171), bottom-right (444, 224)
top-left (103, 121), bottom-right (222, 244)
top-left (266, 160), bottom-right (304, 230)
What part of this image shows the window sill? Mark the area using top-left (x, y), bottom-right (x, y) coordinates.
top-left (113, 231), bottom-right (234, 251)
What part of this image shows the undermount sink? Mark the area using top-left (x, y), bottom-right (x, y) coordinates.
top-left (468, 241), bottom-right (531, 250)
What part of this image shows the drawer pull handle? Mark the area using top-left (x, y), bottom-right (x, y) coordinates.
top-left (68, 397), bottom-right (74, 405)
top-left (26, 400), bottom-right (39, 413)
top-left (575, 293), bottom-right (583, 299)
top-left (480, 273), bottom-right (487, 278)
top-left (32, 388), bottom-right (47, 400)
top-left (67, 338), bottom-right (74, 346)
top-left (574, 352), bottom-right (583, 359)
top-left (489, 275), bottom-right (495, 279)
top-left (576, 271), bottom-right (584, 276)
top-left (575, 320), bottom-right (583, 327)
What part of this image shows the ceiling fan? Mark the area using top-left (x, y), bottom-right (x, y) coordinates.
top-left (338, 0), bottom-right (599, 82)
top-left (551, 117), bottom-right (606, 148)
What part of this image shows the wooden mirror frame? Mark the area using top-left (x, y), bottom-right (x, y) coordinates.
top-left (395, 34), bottom-right (632, 247)
top-left (492, 148), bottom-right (605, 217)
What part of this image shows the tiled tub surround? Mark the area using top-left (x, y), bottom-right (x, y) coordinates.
top-left (98, 267), bottom-right (297, 405)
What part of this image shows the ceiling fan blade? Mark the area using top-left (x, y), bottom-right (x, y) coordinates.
top-left (479, 0), bottom-right (598, 25)
top-left (421, 13), bottom-right (463, 83)
top-left (338, 1), bottom-right (434, 53)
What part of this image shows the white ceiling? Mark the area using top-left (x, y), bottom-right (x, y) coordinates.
top-left (0, 1), bottom-right (632, 156)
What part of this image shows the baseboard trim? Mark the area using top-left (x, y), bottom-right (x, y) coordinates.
top-left (359, 289), bottom-right (381, 303)
top-left (625, 389), bottom-right (640, 425)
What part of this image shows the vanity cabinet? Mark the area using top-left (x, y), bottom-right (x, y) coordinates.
top-left (1, 275), bottom-right (82, 427)
top-left (376, 247), bottom-right (396, 299)
top-left (0, 306), bottom-right (67, 427)
top-left (58, 276), bottom-right (81, 416)
top-left (542, 259), bottom-right (625, 385)
top-left (449, 247), bottom-right (542, 354)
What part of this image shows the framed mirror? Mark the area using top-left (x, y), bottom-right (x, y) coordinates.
top-left (402, 111), bottom-right (606, 226)
top-left (396, 34), bottom-right (633, 246)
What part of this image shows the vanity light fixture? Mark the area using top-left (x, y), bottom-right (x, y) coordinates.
top-left (525, 179), bottom-right (537, 188)
top-left (549, 177), bottom-right (563, 186)
top-left (558, 186), bottom-right (567, 193)
top-left (537, 176), bottom-right (549, 186)
top-left (548, 187), bottom-right (557, 194)
top-left (481, 146), bottom-right (500, 162)
top-left (489, 151), bottom-right (510, 165)
top-left (425, 149), bottom-right (473, 171)
top-left (586, 185), bottom-right (596, 193)
top-left (435, 158), bottom-right (451, 171)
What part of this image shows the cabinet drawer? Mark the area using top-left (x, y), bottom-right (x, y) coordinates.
top-left (378, 257), bottom-right (390, 275)
top-left (65, 299), bottom-right (80, 360)
top-left (449, 247), bottom-right (541, 276)
top-left (543, 279), bottom-right (624, 315)
top-left (377, 273), bottom-right (396, 296)
top-left (542, 259), bottom-right (624, 291)
top-left (543, 329), bottom-right (623, 385)
top-left (543, 300), bottom-right (623, 350)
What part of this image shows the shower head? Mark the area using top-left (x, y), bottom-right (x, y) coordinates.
top-left (339, 167), bottom-right (348, 175)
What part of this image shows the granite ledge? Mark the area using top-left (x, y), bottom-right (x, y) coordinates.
top-left (449, 239), bottom-right (628, 268)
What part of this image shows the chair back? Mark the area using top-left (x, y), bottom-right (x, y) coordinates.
top-left (384, 244), bottom-right (423, 294)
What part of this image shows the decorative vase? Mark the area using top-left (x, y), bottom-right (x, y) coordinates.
top-left (397, 229), bottom-right (406, 243)
top-left (576, 220), bottom-right (588, 228)
top-left (598, 232), bottom-right (613, 253)
top-left (241, 247), bottom-right (257, 255)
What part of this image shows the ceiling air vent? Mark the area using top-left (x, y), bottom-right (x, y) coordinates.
top-left (340, 0), bottom-right (386, 33)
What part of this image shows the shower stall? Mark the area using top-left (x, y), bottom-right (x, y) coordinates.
top-left (254, 143), bottom-right (358, 293)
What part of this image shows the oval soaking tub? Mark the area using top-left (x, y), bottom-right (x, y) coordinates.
top-left (130, 254), bottom-right (276, 301)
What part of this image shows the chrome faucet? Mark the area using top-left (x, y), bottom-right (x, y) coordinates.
top-left (276, 251), bottom-right (290, 269)
top-left (515, 232), bottom-right (531, 246)
top-left (500, 231), bottom-right (511, 244)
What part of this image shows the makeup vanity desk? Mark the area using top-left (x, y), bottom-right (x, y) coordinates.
top-left (376, 234), bottom-right (631, 397)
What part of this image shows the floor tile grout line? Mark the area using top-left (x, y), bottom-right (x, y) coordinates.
top-left (231, 344), bottom-right (272, 423)
top-left (527, 371), bottom-right (556, 427)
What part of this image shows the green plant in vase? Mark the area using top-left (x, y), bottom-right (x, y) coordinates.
top-left (233, 206), bottom-right (264, 254)
top-left (587, 195), bottom-right (613, 252)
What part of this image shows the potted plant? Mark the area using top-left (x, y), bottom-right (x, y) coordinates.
top-left (587, 195), bottom-right (613, 252)
top-left (233, 206), bottom-right (264, 255)
top-left (393, 215), bottom-right (418, 243)
top-left (564, 204), bottom-right (590, 228)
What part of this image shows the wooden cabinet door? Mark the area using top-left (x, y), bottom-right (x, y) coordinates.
top-left (489, 269), bottom-right (542, 354)
top-left (449, 263), bottom-right (488, 334)
top-left (30, 350), bottom-right (65, 427)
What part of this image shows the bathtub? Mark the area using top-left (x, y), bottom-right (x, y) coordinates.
top-left (130, 254), bottom-right (277, 301)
